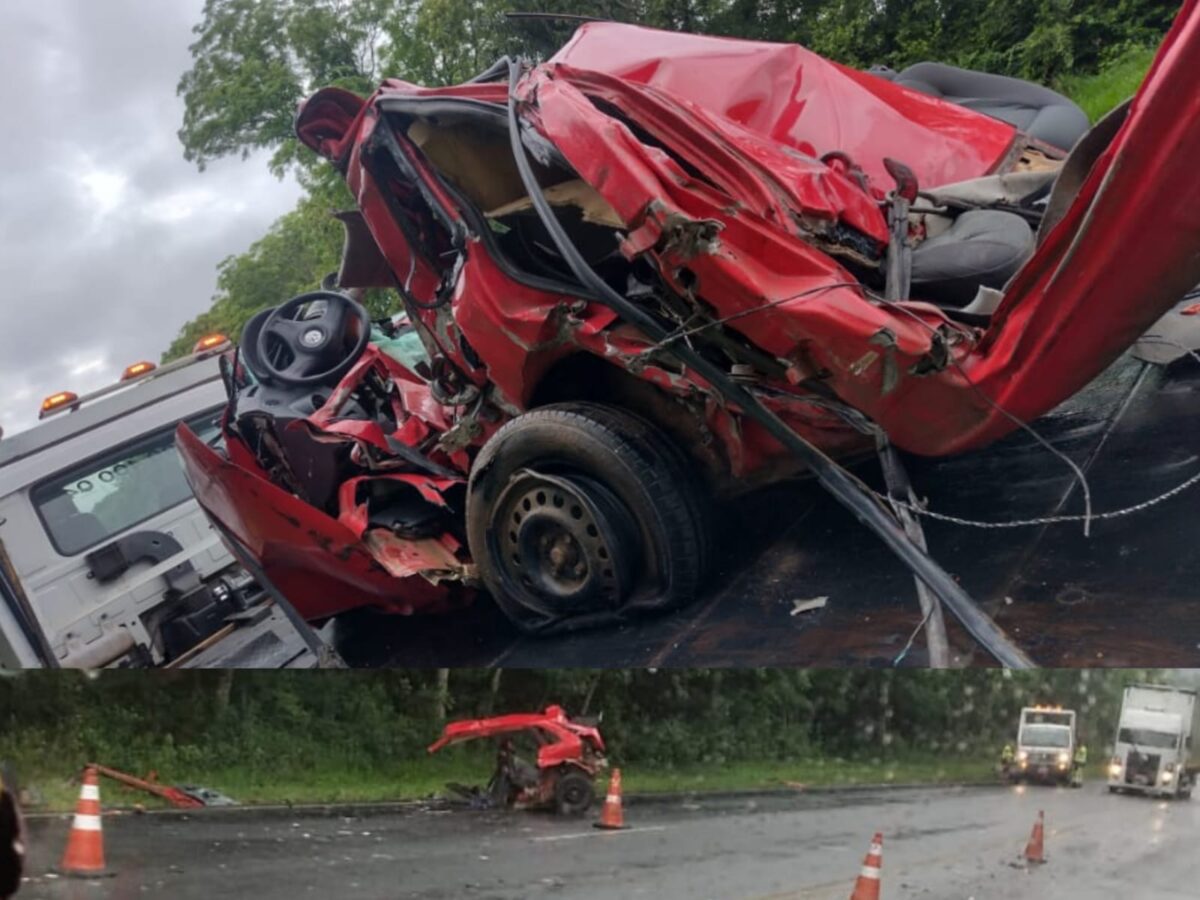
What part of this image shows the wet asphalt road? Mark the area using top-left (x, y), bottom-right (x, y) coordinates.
top-left (334, 355), bottom-right (1200, 668)
top-left (19, 783), bottom-right (1197, 899)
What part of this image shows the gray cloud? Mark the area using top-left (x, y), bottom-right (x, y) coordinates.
top-left (0, 0), bottom-right (303, 434)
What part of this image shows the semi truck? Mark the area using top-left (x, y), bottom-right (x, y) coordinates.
top-left (0, 338), bottom-right (337, 669)
top-left (1010, 706), bottom-right (1077, 785)
top-left (1108, 684), bottom-right (1199, 799)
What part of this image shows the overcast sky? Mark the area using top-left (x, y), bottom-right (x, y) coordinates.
top-left (0, 0), bottom-right (303, 435)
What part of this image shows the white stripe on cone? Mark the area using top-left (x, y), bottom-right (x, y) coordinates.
top-left (859, 864), bottom-right (881, 879)
top-left (80, 785), bottom-right (100, 801)
top-left (72, 814), bottom-right (102, 832)
top-left (605, 794), bottom-right (619, 804)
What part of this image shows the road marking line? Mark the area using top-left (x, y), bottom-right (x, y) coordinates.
top-left (533, 825), bottom-right (668, 842)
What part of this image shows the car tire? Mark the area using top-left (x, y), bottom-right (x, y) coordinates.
top-left (554, 770), bottom-right (595, 816)
top-left (466, 402), bottom-right (709, 633)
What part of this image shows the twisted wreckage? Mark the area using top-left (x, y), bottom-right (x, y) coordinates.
top-left (176, 5), bottom-right (1200, 665)
top-left (428, 705), bottom-right (607, 815)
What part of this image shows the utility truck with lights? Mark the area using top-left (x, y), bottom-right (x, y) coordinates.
top-left (0, 337), bottom-right (333, 669)
top-left (1009, 706), bottom-right (1078, 785)
top-left (1108, 684), bottom-right (1199, 799)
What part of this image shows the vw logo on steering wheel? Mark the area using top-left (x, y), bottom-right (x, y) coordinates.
top-left (243, 291), bottom-right (371, 387)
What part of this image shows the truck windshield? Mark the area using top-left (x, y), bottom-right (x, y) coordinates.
top-left (31, 408), bottom-right (223, 556)
top-left (1019, 725), bottom-right (1070, 747)
top-left (1023, 711), bottom-right (1073, 727)
top-left (1118, 727), bottom-right (1178, 749)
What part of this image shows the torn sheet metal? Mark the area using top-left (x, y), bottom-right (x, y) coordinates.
top-left (176, 7), bottom-right (1200, 626)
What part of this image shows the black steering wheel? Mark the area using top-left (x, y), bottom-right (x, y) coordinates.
top-left (248, 291), bottom-right (372, 387)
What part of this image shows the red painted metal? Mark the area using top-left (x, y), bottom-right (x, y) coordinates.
top-left (88, 764), bottom-right (205, 810)
top-left (549, 23), bottom-right (1021, 190)
top-left (177, 5), bottom-right (1200, 620)
top-left (427, 706), bottom-right (605, 769)
top-left (176, 424), bottom-right (474, 620)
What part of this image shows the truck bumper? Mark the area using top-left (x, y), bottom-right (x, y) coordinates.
top-left (1108, 781), bottom-right (1178, 797)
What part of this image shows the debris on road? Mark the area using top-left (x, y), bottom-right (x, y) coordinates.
top-left (790, 597), bottom-right (829, 617)
top-left (89, 764), bottom-right (236, 810)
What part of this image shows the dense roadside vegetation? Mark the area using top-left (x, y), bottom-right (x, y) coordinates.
top-left (1059, 44), bottom-right (1160, 121)
top-left (162, 0), bottom-right (1178, 360)
top-left (0, 669), bottom-right (1167, 809)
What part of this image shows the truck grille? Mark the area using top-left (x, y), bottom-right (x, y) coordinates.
top-left (1124, 752), bottom-right (1161, 786)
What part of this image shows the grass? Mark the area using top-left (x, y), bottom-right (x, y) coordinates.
top-left (1059, 45), bottom-right (1157, 122)
top-left (14, 754), bottom-right (487, 813)
top-left (17, 752), bottom-right (999, 814)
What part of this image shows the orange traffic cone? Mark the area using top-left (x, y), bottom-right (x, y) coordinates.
top-left (593, 768), bottom-right (627, 830)
top-left (848, 832), bottom-right (883, 900)
top-left (59, 767), bottom-right (109, 877)
top-left (1023, 810), bottom-right (1046, 864)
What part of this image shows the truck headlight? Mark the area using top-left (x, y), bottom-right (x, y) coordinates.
top-left (1057, 751), bottom-right (1070, 766)
top-left (1161, 770), bottom-right (1175, 784)
top-left (1108, 762), bottom-right (1122, 777)
top-left (1016, 751), bottom-right (1028, 762)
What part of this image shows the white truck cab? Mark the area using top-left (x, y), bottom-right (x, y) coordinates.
top-left (1011, 706), bottom-right (1077, 785)
top-left (0, 340), bottom-right (332, 669)
top-left (1108, 684), bottom-right (1198, 799)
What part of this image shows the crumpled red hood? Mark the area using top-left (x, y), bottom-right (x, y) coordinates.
top-left (549, 22), bottom-right (1019, 189)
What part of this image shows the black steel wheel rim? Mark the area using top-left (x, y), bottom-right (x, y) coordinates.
top-left (489, 469), bottom-right (639, 617)
top-left (559, 777), bottom-right (588, 809)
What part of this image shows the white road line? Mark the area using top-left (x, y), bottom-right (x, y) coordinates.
top-left (533, 825), bottom-right (669, 842)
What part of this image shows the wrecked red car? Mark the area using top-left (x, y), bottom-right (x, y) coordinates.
top-left (427, 705), bottom-right (606, 815)
top-left (177, 5), bottom-right (1200, 660)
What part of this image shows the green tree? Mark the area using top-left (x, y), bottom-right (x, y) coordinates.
top-left (179, 0), bottom-right (393, 177)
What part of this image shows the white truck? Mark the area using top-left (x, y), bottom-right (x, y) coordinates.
top-left (1108, 684), bottom-right (1198, 799)
top-left (0, 338), bottom-right (336, 669)
top-left (1010, 706), bottom-right (1077, 785)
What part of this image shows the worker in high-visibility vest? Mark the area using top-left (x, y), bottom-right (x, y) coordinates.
top-left (0, 765), bottom-right (24, 900)
top-left (1000, 744), bottom-right (1015, 777)
top-left (1071, 744), bottom-right (1088, 787)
